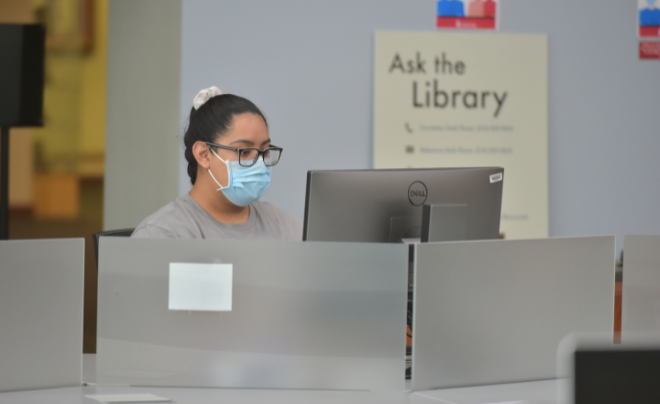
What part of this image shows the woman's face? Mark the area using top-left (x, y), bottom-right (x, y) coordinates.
top-left (208, 112), bottom-right (270, 186)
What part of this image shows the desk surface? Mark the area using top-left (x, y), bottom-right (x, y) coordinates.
top-left (0, 385), bottom-right (433, 404)
top-left (0, 356), bottom-right (559, 404)
top-left (0, 380), bottom-right (559, 404)
top-left (417, 379), bottom-right (558, 404)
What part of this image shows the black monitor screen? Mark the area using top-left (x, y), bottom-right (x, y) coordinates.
top-left (575, 349), bottom-right (660, 404)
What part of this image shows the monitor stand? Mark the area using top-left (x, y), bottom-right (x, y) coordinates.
top-left (389, 216), bottom-right (422, 243)
top-left (421, 204), bottom-right (467, 243)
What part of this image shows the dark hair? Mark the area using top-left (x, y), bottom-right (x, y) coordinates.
top-left (183, 94), bottom-right (267, 185)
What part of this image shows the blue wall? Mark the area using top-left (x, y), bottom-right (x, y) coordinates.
top-left (179, 0), bottom-right (660, 253)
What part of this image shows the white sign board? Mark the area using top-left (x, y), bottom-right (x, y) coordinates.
top-left (374, 32), bottom-right (548, 239)
top-left (169, 263), bottom-right (233, 311)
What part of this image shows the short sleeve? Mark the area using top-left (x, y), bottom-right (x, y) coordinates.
top-left (131, 225), bottom-right (177, 239)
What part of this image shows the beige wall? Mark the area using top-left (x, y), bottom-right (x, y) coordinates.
top-left (0, 0), bottom-right (33, 22)
top-left (2, 0), bottom-right (109, 209)
top-left (79, 0), bottom-right (108, 176)
top-left (8, 130), bottom-right (33, 208)
top-left (1, 0), bottom-right (34, 208)
top-left (25, 0), bottom-right (108, 176)
top-left (104, 0), bottom-right (181, 230)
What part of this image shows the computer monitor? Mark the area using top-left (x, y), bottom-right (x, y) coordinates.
top-left (303, 167), bottom-right (504, 243)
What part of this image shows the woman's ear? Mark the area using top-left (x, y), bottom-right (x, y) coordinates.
top-left (192, 141), bottom-right (212, 170)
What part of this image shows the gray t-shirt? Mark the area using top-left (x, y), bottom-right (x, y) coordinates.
top-left (132, 194), bottom-right (302, 240)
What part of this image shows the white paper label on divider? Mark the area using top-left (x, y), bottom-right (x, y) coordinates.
top-left (168, 263), bottom-right (233, 311)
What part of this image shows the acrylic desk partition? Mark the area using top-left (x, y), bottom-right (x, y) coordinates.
top-left (412, 236), bottom-right (615, 391)
top-left (96, 238), bottom-right (409, 391)
top-left (0, 238), bottom-right (85, 392)
top-left (622, 235), bottom-right (660, 340)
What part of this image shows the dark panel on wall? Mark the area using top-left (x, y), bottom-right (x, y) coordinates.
top-left (0, 24), bottom-right (45, 127)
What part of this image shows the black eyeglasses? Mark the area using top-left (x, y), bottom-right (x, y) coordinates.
top-left (205, 142), bottom-right (283, 167)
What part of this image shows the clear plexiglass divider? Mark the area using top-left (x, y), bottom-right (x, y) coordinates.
top-left (97, 238), bottom-right (408, 391)
top-left (412, 236), bottom-right (616, 391)
top-left (622, 235), bottom-right (660, 340)
top-left (0, 238), bottom-right (85, 392)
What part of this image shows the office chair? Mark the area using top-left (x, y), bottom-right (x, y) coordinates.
top-left (93, 228), bottom-right (134, 270)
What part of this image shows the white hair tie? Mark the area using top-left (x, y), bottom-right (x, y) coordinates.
top-left (193, 86), bottom-right (222, 110)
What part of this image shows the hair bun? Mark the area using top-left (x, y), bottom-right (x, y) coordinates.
top-left (193, 86), bottom-right (223, 110)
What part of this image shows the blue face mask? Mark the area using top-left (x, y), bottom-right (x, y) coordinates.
top-left (208, 149), bottom-right (271, 207)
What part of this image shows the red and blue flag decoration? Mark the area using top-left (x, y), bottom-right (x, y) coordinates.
top-left (639, 0), bottom-right (660, 38)
top-left (436, 0), bottom-right (497, 30)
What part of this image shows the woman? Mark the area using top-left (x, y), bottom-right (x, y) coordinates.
top-left (132, 86), bottom-right (302, 240)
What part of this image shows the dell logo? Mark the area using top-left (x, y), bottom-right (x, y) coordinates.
top-left (408, 181), bottom-right (428, 206)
